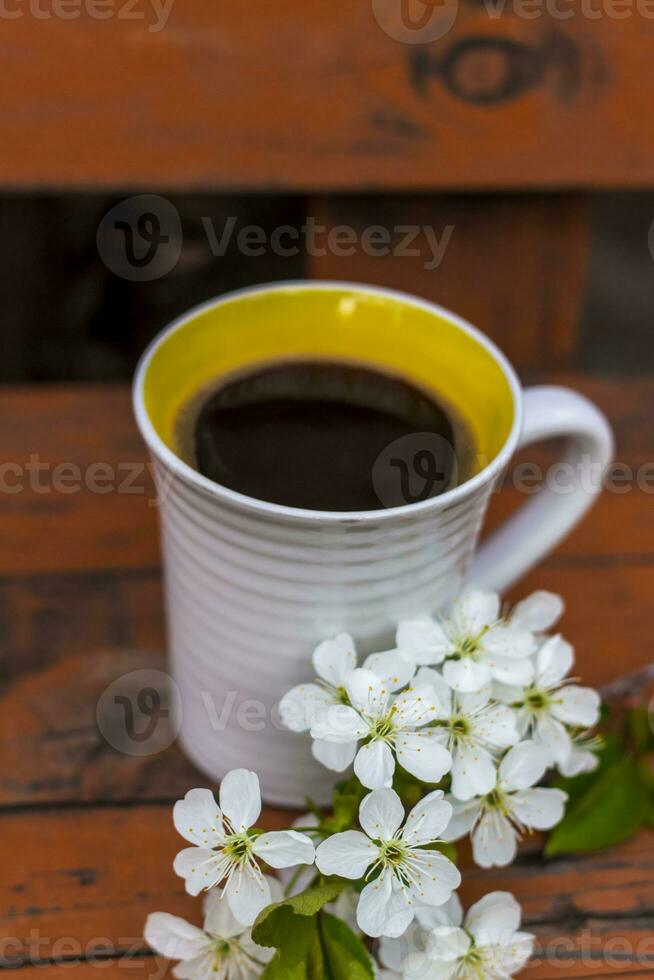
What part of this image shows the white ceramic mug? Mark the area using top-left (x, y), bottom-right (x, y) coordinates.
top-left (133, 282), bottom-right (613, 806)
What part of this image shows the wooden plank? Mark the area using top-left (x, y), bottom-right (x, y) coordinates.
top-left (308, 194), bottom-right (590, 373)
top-left (2, 4), bottom-right (654, 188)
top-left (1, 802), bottom-right (651, 973)
top-left (0, 378), bottom-right (652, 575)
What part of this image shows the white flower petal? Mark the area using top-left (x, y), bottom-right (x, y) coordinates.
top-left (451, 742), bottom-right (497, 801)
top-left (219, 770), bottom-right (261, 832)
top-left (550, 685), bottom-right (601, 728)
top-left (536, 634), bottom-right (574, 687)
top-left (144, 912), bottom-right (209, 960)
top-left (202, 889), bottom-right (244, 939)
top-left (454, 588), bottom-right (500, 634)
top-left (442, 797), bottom-right (479, 841)
top-left (393, 686), bottom-right (443, 728)
top-left (512, 590), bottom-right (564, 632)
top-left (315, 830), bottom-right (378, 879)
top-left (346, 668), bottom-right (391, 717)
top-left (534, 714), bottom-right (572, 765)
top-left (442, 657), bottom-right (492, 693)
top-left (173, 789), bottom-right (224, 847)
top-left (396, 731), bottom-right (453, 785)
top-left (495, 930), bottom-right (535, 972)
top-left (357, 871), bottom-right (398, 938)
top-left (403, 790), bottom-right (451, 845)
top-left (415, 892), bottom-right (464, 930)
top-left (492, 680), bottom-right (527, 705)
top-left (396, 616), bottom-right (451, 665)
top-left (253, 830), bottom-right (315, 869)
top-left (224, 866), bottom-right (270, 926)
top-left (498, 740), bottom-right (550, 792)
top-left (458, 684), bottom-right (493, 714)
top-left (310, 704), bottom-right (367, 743)
top-left (409, 851), bottom-right (461, 907)
top-left (558, 745), bottom-right (599, 777)
top-left (311, 737), bottom-right (357, 772)
top-left (426, 925), bottom-right (470, 961)
top-left (488, 654), bottom-right (535, 688)
top-left (465, 890), bottom-right (522, 944)
top-left (354, 739), bottom-right (395, 789)
top-left (483, 625), bottom-right (536, 660)
top-left (364, 649), bottom-right (416, 692)
top-left (474, 704), bottom-right (519, 749)
top-left (313, 633), bottom-right (357, 687)
top-left (414, 667), bottom-right (452, 713)
top-left (472, 812), bottom-right (517, 868)
top-left (172, 951), bottom-right (216, 980)
top-left (173, 847), bottom-right (220, 895)
top-left (279, 683), bottom-right (334, 733)
top-left (403, 954), bottom-right (457, 980)
top-left (377, 934), bottom-right (406, 973)
top-left (359, 788), bottom-right (405, 841)
top-left (511, 788), bottom-right (567, 830)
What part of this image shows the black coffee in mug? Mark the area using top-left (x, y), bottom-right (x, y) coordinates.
top-left (176, 361), bottom-right (474, 511)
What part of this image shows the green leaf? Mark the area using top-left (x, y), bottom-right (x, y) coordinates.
top-left (260, 913), bottom-right (318, 980)
top-left (327, 776), bottom-right (365, 833)
top-left (253, 879), bottom-right (346, 949)
top-left (546, 756), bottom-right (648, 857)
top-left (628, 707), bottom-right (654, 754)
top-left (320, 913), bottom-right (374, 980)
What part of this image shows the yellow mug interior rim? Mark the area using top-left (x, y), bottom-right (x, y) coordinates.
top-left (133, 281), bottom-right (522, 521)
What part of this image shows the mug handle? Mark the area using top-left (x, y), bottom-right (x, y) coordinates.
top-left (470, 386), bottom-right (614, 593)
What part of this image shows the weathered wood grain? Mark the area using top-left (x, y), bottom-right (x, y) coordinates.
top-left (3, 3), bottom-right (654, 188)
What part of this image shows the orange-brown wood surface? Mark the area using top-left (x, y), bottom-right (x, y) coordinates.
top-left (1, 382), bottom-right (653, 975)
top-left (3, 2), bottom-right (654, 189)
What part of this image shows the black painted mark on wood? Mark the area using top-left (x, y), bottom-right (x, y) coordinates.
top-left (369, 109), bottom-right (428, 140)
top-left (64, 867), bottom-right (97, 886)
top-left (409, 31), bottom-right (581, 106)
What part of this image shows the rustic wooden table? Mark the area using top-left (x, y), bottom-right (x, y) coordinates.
top-left (1, 379), bottom-right (653, 978)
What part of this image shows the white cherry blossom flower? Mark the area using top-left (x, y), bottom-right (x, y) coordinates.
top-left (402, 891), bottom-right (534, 979)
top-left (315, 788), bottom-right (461, 939)
top-left (414, 667), bottom-right (518, 800)
top-left (397, 589), bottom-right (536, 694)
top-left (144, 878), bottom-right (282, 979)
top-left (444, 741), bottom-right (568, 868)
top-left (495, 634), bottom-right (601, 769)
top-left (173, 770), bottom-right (315, 924)
top-left (280, 635), bottom-right (416, 773)
top-left (310, 669), bottom-right (452, 789)
top-left (378, 894), bottom-right (464, 977)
